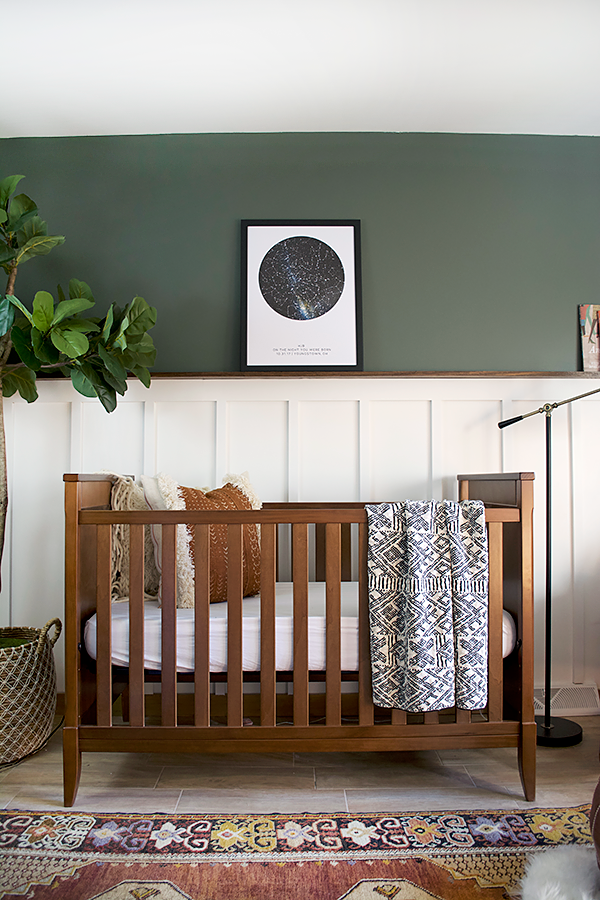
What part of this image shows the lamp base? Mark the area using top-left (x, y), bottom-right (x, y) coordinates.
top-left (535, 715), bottom-right (583, 747)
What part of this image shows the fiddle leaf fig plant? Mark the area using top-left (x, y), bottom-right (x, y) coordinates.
top-left (0, 174), bottom-right (158, 582)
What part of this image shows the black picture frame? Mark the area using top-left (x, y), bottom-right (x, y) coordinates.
top-left (241, 219), bottom-right (363, 371)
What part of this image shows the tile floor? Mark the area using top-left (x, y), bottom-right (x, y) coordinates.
top-left (1, 716), bottom-right (598, 814)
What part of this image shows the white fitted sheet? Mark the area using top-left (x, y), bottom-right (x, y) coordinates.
top-left (84, 582), bottom-right (517, 673)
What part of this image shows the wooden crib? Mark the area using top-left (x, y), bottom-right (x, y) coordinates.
top-left (63, 471), bottom-right (535, 807)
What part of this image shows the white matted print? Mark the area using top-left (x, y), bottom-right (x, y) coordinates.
top-left (241, 220), bottom-right (362, 370)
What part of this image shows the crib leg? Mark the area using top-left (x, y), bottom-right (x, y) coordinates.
top-left (518, 721), bottom-right (537, 801)
top-left (63, 726), bottom-right (82, 807)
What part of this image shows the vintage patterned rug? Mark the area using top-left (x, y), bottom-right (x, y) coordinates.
top-left (0, 805), bottom-right (593, 899)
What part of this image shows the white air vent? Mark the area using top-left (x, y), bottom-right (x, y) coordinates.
top-left (533, 684), bottom-right (600, 717)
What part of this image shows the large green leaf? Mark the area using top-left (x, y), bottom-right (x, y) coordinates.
top-left (62, 318), bottom-right (100, 334)
top-left (111, 313), bottom-right (130, 351)
top-left (94, 383), bottom-right (118, 413)
top-left (95, 349), bottom-right (128, 395)
top-left (16, 215), bottom-right (47, 244)
top-left (123, 296), bottom-right (157, 339)
top-left (32, 291), bottom-right (54, 332)
top-left (0, 296), bottom-right (15, 337)
top-left (50, 328), bottom-right (89, 358)
top-left (98, 343), bottom-right (128, 382)
top-left (0, 175), bottom-right (25, 208)
top-left (68, 279), bottom-right (94, 302)
top-left (7, 193), bottom-right (38, 233)
top-left (52, 296), bottom-right (95, 326)
top-left (130, 364), bottom-right (151, 388)
top-left (7, 294), bottom-right (33, 323)
top-left (93, 380), bottom-right (118, 412)
top-left (31, 326), bottom-right (60, 364)
top-left (10, 324), bottom-right (40, 370)
top-left (0, 209), bottom-right (7, 225)
top-left (122, 332), bottom-right (157, 368)
top-left (98, 366), bottom-right (127, 396)
top-left (100, 305), bottom-right (114, 343)
top-left (15, 233), bottom-right (65, 265)
top-left (70, 366), bottom-right (97, 398)
top-left (2, 368), bottom-right (38, 403)
top-left (78, 362), bottom-right (117, 412)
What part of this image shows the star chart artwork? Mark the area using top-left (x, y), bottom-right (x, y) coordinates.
top-left (242, 220), bottom-right (363, 370)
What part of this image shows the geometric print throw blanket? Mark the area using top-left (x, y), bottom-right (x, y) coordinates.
top-left (365, 500), bottom-right (489, 713)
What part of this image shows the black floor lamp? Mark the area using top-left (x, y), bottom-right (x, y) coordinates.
top-left (498, 385), bottom-right (600, 747)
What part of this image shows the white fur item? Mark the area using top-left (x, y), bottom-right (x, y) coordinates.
top-left (520, 846), bottom-right (600, 900)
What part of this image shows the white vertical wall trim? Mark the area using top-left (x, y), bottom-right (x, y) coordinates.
top-left (430, 399), bottom-right (441, 500)
top-left (69, 397), bottom-right (82, 473)
top-left (215, 399), bottom-right (228, 482)
top-left (287, 399), bottom-right (299, 501)
top-left (498, 399), bottom-right (511, 472)
top-left (358, 399), bottom-right (371, 500)
top-left (143, 400), bottom-right (156, 475)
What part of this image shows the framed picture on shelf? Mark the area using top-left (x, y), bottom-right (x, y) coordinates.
top-left (241, 219), bottom-right (363, 371)
top-left (579, 304), bottom-right (600, 372)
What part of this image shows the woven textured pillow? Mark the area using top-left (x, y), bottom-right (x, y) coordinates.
top-left (142, 473), bottom-right (261, 607)
top-left (110, 475), bottom-right (161, 599)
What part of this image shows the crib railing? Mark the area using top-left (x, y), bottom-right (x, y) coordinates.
top-left (72, 499), bottom-right (520, 732)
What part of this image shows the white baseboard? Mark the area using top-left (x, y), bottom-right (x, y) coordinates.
top-left (533, 683), bottom-right (600, 717)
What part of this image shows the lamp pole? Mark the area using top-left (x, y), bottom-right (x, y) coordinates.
top-left (499, 384), bottom-right (600, 747)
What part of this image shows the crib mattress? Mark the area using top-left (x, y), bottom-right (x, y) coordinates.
top-left (84, 582), bottom-right (517, 673)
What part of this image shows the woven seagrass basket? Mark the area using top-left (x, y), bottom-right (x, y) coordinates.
top-left (0, 618), bottom-right (62, 765)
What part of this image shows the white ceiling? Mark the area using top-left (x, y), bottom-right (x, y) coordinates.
top-left (3, 0), bottom-right (599, 139)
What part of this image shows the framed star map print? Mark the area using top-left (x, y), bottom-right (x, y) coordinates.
top-left (241, 220), bottom-right (363, 371)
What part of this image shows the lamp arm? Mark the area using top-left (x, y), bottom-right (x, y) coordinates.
top-left (498, 384), bottom-right (600, 429)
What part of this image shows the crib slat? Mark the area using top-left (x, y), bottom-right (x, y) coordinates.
top-left (161, 523), bottom-right (178, 727)
top-left (315, 523), bottom-right (325, 581)
top-left (275, 524), bottom-right (282, 581)
top-left (194, 525), bottom-right (211, 727)
top-left (227, 524), bottom-right (244, 727)
top-left (96, 524), bottom-right (113, 727)
top-left (128, 524), bottom-right (145, 727)
top-left (358, 521), bottom-right (374, 725)
top-left (391, 709), bottom-right (407, 725)
top-left (341, 523), bottom-right (352, 581)
top-left (260, 524), bottom-right (277, 727)
top-left (487, 521), bottom-right (504, 722)
top-left (326, 523), bottom-right (342, 726)
top-left (293, 524), bottom-right (309, 726)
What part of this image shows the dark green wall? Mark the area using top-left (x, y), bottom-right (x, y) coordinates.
top-left (1, 132), bottom-right (599, 372)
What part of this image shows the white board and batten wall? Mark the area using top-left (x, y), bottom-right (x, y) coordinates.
top-left (2, 374), bottom-right (599, 703)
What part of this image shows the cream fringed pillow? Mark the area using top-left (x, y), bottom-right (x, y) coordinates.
top-left (110, 476), bottom-right (161, 599)
top-left (141, 472), bottom-right (262, 607)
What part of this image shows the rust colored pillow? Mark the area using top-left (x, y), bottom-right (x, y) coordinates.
top-left (142, 473), bottom-right (261, 606)
top-left (180, 481), bottom-right (261, 603)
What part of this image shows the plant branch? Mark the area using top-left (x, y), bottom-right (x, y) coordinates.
top-left (5, 263), bottom-right (17, 297)
top-left (1, 353), bottom-right (103, 373)
top-left (0, 335), bottom-right (12, 367)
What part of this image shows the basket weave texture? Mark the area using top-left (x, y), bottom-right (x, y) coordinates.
top-left (0, 618), bottom-right (62, 764)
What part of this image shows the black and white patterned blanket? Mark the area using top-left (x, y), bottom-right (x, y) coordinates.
top-left (365, 500), bottom-right (489, 713)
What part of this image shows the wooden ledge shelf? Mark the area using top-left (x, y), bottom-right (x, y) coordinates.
top-left (37, 370), bottom-right (597, 381)
top-left (148, 370), bottom-right (596, 379)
